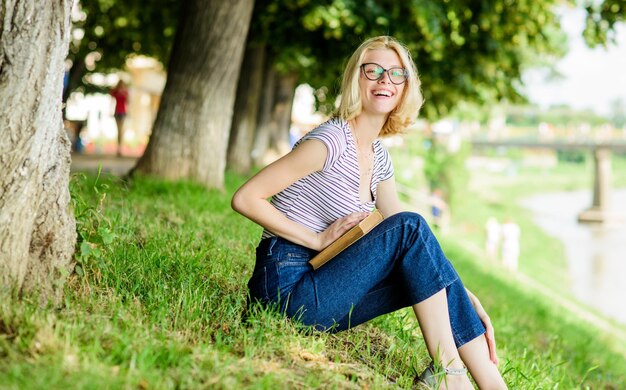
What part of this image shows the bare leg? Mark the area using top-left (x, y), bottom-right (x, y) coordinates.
top-left (458, 336), bottom-right (507, 389)
top-left (115, 116), bottom-right (124, 156)
top-left (413, 289), bottom-right (473, 389)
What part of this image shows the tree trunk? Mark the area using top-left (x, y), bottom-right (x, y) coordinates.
top-left (0, 1), bottom-right (75, 304)
top-left (133, 0), bottom-right (254, 189)
top-left (227, 43), bottom-right (266, 174)
top-left (269, 72), bottom-right (298, 155)
top-left (252, 70), bottom-right (298, 166)
top-left (251, 63), bottom-right (277, 166)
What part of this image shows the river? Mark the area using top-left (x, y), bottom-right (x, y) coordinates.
top-left (520, 189), bottom-right (626, 325)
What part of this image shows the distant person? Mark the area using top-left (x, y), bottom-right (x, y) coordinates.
top-left (430, 188), bottom-right (449, 231)
top-left (71, 120), bottom-right (86, 153)
top-left (501, 218), bottom-right (521, 271)
top-left (109, 80), bottom-right (129, 156)
top-left (232, 36), bottom-right (505, 388)
top-left (485, 217), bottom-right (501, 262)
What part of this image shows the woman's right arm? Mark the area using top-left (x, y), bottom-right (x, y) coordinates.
top-left (231, 139), bottom-right (367, 250)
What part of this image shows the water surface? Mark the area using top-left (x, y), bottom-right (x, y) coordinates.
top-left (520, 189), bottom-right (626, 324)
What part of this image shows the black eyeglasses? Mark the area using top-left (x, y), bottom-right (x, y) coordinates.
top-left (360, 63), bottom-right (408, 85)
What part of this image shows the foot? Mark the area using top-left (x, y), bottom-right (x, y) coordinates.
top-left (415, 362), bottom-right (473, 389)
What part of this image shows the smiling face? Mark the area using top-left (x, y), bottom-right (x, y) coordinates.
top-left (358, 48), bottom-right (406, 117)
top-left (337, 36), bottom-right (423, 137)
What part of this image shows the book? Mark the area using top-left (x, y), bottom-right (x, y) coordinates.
top-left (309, 210), bottom-right (384, 270)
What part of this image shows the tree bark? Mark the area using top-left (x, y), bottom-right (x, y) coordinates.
top-left (269, 72), bottom-right (298, 154)
top-left (0, 1), bottom-right (75, 304)
top-left (227, 43), bottom-right (266, 174)
top-left (251, 62), bottom-right (277, 166)
top-left (252, 70), bottom-right (298, 166)
top-left (133, 0), bottom-right (254, 189)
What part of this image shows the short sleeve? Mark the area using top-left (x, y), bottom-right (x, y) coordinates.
top-left (298, 119), bottom-right (348, 171)
top-left (379, 146), bottom-right (394, 181)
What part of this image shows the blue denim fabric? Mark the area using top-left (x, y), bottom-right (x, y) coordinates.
top-left (247, 211), bottom-right (485, 347)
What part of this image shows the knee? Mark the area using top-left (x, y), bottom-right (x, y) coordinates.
top-left (391, 211), bottom-right (430, 232)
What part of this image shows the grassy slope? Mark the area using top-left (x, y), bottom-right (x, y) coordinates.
top-left (0, 168), bottom-right (625, 389)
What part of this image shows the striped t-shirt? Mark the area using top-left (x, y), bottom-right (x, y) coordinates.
top-left (261, 117), bottom-right (394, 239)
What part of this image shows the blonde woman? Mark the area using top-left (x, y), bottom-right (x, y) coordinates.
top-left (232, 36), bottom-right (506, 389)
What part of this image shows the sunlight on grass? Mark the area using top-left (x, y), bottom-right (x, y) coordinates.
top-left (1, 169), bottom-right (625, 388)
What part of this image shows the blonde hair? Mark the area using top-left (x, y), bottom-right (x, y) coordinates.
top-left (336, 36), bottom-right (423, 137)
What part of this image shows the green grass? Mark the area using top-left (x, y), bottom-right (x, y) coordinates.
top-left (1, 168), bottom-right (625, 389)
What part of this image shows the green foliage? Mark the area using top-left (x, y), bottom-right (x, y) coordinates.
top-left (423, 139), bottom-right (470, 205)
top-left (68, 0), bottom-right (624, 121)
top-left (70, 171), bottom-right (118, 278)
top-left (447, 100), bottom-right (492, 124)
top-left (556, 149), bottom-right (587, 164)
top-left (253, 0), bottom-right (568, 119)
top-left (70, 0), bottom-right (574, 119)
top-left (65, 0), bottom-right (180, 96)
top-left (584, 0), bottom-right (626, 46)
top-left (387, 129), bottom-right (470, 209)
top-left (71, 0), bottom-right (179, 69)
top-left (504, 104), bottom-right (611, 128)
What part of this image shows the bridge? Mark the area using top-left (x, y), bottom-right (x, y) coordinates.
top-left (470, 139), bottom-right (626, 223)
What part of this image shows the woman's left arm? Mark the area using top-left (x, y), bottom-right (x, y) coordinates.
top-left (375, 176), bottom-right (405, 217)
top-left (466, 288), bottom-right (499, 365)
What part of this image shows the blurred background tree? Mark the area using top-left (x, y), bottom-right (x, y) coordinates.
top-left (249, 0), bottom-right (568, 118)
top-left (70, 0), bottom-right (624, 117)
top-left (65, 0), bottom-right (179, 104)
top-left (131, 0), bottom-right (254, 188)
top-left (584, 0), bottom-right (625, 46)
top-left (68, 0), bottom-right (626, 188)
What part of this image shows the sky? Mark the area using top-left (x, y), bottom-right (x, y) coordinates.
top-left (522, 6), bottom-right (626, 116)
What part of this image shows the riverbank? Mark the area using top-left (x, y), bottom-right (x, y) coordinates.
top-left (443, 155), bottom-right (626, 352)
top-left (521, 189), bottom-right (626, 325)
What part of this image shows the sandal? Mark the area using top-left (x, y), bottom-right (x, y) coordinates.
top-left (415, 362), bottom-right (468, 389)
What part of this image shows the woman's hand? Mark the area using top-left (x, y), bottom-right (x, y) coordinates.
top-left (316, 212), bottom-right (370, 251)
top-left (466, 288), bottom-right (499, 365)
